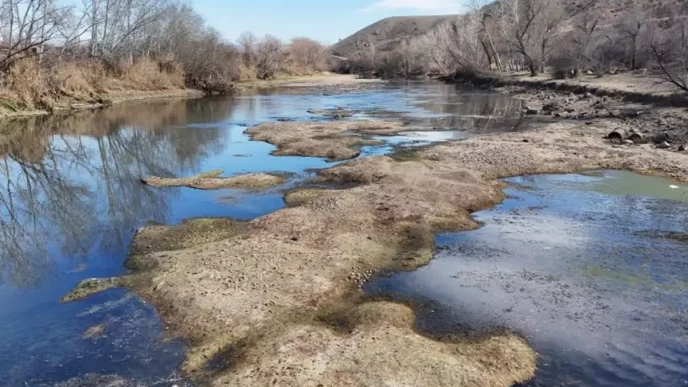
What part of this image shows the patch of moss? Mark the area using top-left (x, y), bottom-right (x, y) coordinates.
top-left (127, 218), bottom-right (250, 270)
top-left (61, 277), bottom-right (126, 302)
top-left (390, 147), bottom-right (423, 162)
top-left (582, 265), bottom-right (688, 292)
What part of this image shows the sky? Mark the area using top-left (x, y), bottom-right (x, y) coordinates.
top-left (193, 0), bottom-right (466, 45)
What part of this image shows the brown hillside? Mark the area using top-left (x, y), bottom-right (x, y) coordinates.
top-left (330, 15), bottom-right (458, 58)
top-left (332, 0), bottom-right (688, 60)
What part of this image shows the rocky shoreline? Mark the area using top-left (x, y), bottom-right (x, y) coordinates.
top-left (453, 72), bottom-right (688, 153)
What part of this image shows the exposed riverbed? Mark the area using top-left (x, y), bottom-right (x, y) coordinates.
top-left (0, 82), bottom-right (525, 386)
top-left (367, 170), bottom-right (688, 387)
top-left (3, 79), bottom-right (687, 386)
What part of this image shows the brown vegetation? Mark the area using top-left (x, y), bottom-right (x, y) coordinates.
top-left (0, 0), bottom-right (331, 117)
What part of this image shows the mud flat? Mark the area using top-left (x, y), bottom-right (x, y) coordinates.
top-left (246, 121), bottom-right (406, 160)
top-left (141, 170), bottom-right (287, 190)
top-left (64, 116), bottom-right (687, 386)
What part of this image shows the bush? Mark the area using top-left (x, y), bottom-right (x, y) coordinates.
top-left (120, 58), bottom-right (185, 90)
top-left (4, 58), bottom-right (55, 110)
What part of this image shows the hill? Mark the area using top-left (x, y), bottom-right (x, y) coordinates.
top-left (330, 15), bottom-right (458, 59)
top-left (331, 1), bottom-right (688, 61)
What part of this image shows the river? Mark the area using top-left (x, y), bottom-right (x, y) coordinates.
top-left (2, 82), bottom-right (686, 387)
top-left (0, 82), bottom-right (523, 386)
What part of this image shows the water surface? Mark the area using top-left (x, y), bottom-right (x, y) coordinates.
top-left (0, 82), bottom-right (524, 386)
top-left (367, 170), bottom-right (688, 387)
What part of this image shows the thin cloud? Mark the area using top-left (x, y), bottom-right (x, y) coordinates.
top-left (359, 0), bottom-right (460, 13)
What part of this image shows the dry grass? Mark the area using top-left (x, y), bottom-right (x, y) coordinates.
top-left (238, 63), bottom-right (258, 81)
top-left (118, 58), bottom-right (185, 90)
top-left (0, 57), bottom-right (187, 115)
top-left (3, 58), bottom-right (55, 110)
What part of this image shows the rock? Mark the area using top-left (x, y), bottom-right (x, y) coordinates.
top-left (652, 132), bottom-right (671, 145)
top-left (542, 102), bottom-right (560, 112)
top-left (591, 100), bottom-right (605, 109)
top-left (623, 139), bottom-right (634, 145)
top-left (307, 108), bottom-right (357, 119)
top-left (522, 139), bottom-right (530, 143)
top-left (656, 141), bottom-right (671, 149)
top-left (524, 108), bottom-right (539, 116)
top-left (679, 145), bottom-right (686, 152)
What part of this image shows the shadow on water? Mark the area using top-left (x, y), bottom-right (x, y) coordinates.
top-left (0, 82), bottom-right (526, 386)
top-left (366, 170), bottom-right (688, 387)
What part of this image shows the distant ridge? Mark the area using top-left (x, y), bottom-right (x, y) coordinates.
top-left (330, 15), bottom-right (457, 58)
top-left (331, 0), bottom-right (688, 61)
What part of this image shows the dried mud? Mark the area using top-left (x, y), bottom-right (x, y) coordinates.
top-left (63, 109), bottom-right (688, 386)
top-left (141, 170), bottom-right (287, 190)
top-left (246, 121), bottom-right (406, 160)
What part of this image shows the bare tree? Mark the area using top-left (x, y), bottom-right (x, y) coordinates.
top-left (535, 0), bottom-right (564, 72)
top-left (84, 0), bottom-right (169, 60)
top-left (238, 31), bottom-right (257, 67)
top-left (287, 37), bottom-right (326, 73)
top-left (650, 15), bottom-right (688, 92)
top-left (497, 0), bottom-right (549, 76)
top-left (619, 7), bottom-right (648, 70)
top-left (255, 34), bottom-right (282, 79)
top-left (0, 0), bottom-right (73, 67)
top-left (571, 6), bottom-right (600, 73)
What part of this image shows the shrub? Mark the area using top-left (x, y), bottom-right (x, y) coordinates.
top-left (4, 58), bottom-right (54, 110)
top-left (120, 58), bottom-right (185, 90)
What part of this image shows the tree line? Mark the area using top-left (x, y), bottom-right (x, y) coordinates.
top-left (0, 0), bottom-right (329, 111)
top-left (345, 0), bottom-right (688, 92)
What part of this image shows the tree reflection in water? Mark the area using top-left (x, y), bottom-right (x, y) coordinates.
top-left (0, 97), bottom-right (233, 288)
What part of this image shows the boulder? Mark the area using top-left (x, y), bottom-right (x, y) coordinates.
top-left (652, 133), bottom-right (671, 145)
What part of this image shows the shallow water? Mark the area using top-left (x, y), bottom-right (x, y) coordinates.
top-left (0, 82), bottom-right (524, 386)
top-left (366, 170), bottom-right (688, 387)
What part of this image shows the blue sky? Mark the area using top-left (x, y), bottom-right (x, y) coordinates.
top-left (193, 0), bottom-right (465, 45)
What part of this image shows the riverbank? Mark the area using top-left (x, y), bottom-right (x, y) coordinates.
top-left (0, 74), bottom-right (379, 122)
top-left (63, 90), bottom-right (688, 385)
top-left (237, 73), bottom-right (384, 90)
top-left (450, 70), bottom-right (687, 105)
top-left (0, 89), bottom-right (205, 121)
top-left (450, 71), bottom-right (688, 151)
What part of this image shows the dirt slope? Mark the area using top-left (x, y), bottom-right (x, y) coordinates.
top-left (330, 15), bottom-right (457, 58)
